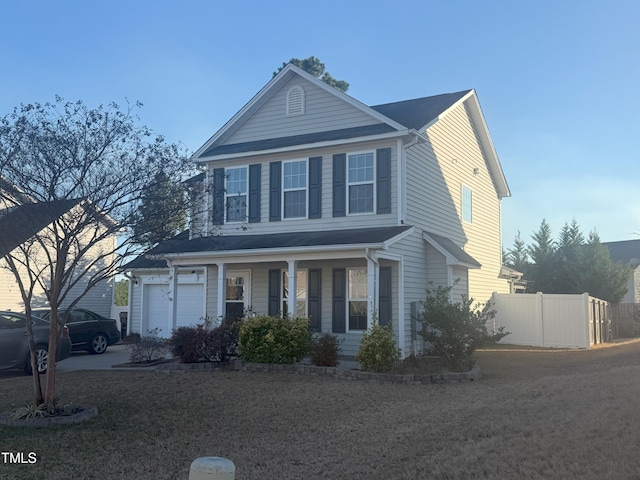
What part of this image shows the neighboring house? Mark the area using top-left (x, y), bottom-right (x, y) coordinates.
top-left (603, 240), bottom-right (640, 303)
top-left (0, 186), bottom-right (115, 317)
top-left (126, 64), bottom-right (511, 357)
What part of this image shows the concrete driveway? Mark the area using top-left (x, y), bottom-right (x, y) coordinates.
top-left (0, 344), bottom-right (134, 380)
top-left (56, 343), bottom-right (132, 372)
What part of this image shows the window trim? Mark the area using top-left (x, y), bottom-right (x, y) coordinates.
top-left (281, 159), bottom-right (308, 220)
top-left (224, 165), bottom-right (249, 224)
top-left (282, 269), bottom-right (308, 318)
top-left (346, 150), bottom-right (376, 216)
top-left (461, 184), bottom-right (473, 224)
top-left (346, 267), bottom-right (368, 332)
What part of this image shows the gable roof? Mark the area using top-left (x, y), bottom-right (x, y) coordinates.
top-left (125, 226), bottom-right (413, 269)
top-left (0, 199), bottom-right (82, 257)
top-left (192, 64), bottom-right (509, 198)
top-left (603, 240), bottom-right (640, 267)
top-left (370, 91), bottom-right (472, 130)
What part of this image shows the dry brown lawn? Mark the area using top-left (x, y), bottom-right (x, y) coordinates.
top-left (2, 341), bottom-right (640, 479)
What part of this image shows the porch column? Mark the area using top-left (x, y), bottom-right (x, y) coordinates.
top-left (168, 263), bottom-right (179, 333)
top-left (367, 256), bottom-right (377, 326)
top-left (216, 263), bottom-right (227, 322)
top-left (287, 260), bottom-right (298, 318)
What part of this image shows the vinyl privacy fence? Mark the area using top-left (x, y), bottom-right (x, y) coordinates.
top-left (490, 293), bottom-right (610, 349)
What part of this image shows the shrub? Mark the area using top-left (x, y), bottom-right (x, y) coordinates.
top-left (310, 333), bottom-right (341, 367)
top-left (355, 323), bottom-right (400, 373)
top-left (238, 316), bottom-right (312, 364)
top-left (170, 317), bottom-right (240, 363)
top-left (127, 328), bottom-right (170, 363)
top-left (418, 284), bottom-right (508, 371)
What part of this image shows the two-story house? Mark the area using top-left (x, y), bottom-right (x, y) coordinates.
top-left (126, 64), bottom-right (511, 357)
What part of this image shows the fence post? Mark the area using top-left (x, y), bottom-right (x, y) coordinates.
top-left (189, 457), bottom-right (235, 480)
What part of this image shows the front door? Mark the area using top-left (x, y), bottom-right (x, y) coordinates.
top-left (226, 271), bottom-right (251, 319)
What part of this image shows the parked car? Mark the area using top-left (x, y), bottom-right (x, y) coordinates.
top-left (0, 311), bottom-right (72, 374)
top-left (32, 308), bottom-right (121, 355)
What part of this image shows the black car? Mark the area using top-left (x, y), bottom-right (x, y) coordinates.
top-left (33, 308), bottom-right (121, 355)
top-left (0, 311), bottom-right (72, 374)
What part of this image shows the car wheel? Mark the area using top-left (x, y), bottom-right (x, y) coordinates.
top-left (89, 333), bottom-right (108, 354)
top-left (25, 346), bottom-right (48, 375)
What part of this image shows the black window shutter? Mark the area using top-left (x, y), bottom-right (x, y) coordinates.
top-left (268, 269), bottom-right (281, 316)
top-left (376, 148), bottom-right (392, 214)
top-left (308, 156), bottom-right (322, 219)
top-left (212, 168), bottom-right (225, 225)
top-left (269, 161), bottom-right (281, 222)
top-left (248, 163), bottom-right (261, 223)
top-left (332, 153), bottom-right (346, 217)
top-left (308, 268), bottom-right (322, 332)
top-left (378, 266), bottom-right (392, 327)
top-left (332, 268), bottom-right (346, 333)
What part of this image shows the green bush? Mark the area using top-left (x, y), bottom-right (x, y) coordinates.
top-left (418, 284), bottom-right (508, 371)
top-left (310, 332), bottom-right (341, 367)
top-left (238, 316), bottom-right (312, 364)
top-left (355, 323), bottom-right (400, 373)
top-left (170, 317), bottom-right (240, 363)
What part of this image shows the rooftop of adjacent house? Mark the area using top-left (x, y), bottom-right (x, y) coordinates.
top-left (198, 90), bottom-right (471, 158)
top-left (125, 226), bottom-right (413, 269)
top-left (0, 199), bottom-right (81, 257)
top-left (603, 239), bottom-right (640, 267)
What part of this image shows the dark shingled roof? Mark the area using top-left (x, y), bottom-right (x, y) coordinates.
top-left (199, 124), bottom-right (395, 158)
top-left (125, 226), bottom-right (413, 269)
top-left (424, 231), bottom-right (481, 268)
top-left (198, 90), bottom-right (472, 159)
top-left (0, 199), bottom-right (82, 257)
top-left (603, 240), bottom-right (640, 266)
top-left (370, 90), bottom-right (472, 130)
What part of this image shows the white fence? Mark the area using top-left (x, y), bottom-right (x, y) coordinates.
top-left (491, 293), bottom-right (609, 349)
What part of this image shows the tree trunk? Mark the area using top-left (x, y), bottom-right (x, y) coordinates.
top-left (43, 315), bottom-right (60, 407)
top-left (25, 315), bottom-right (44, 405)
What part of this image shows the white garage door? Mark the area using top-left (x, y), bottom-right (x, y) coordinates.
top-left (176, 284), bottom-right (205, 328)
top-left (143, 283), bottom-right (204, 338)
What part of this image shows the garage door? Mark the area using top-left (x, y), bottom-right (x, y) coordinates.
top-left (143, 284), bottom-right (204, 338)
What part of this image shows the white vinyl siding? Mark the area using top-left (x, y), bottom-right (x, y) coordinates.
top-left (405, 99), bottom-right (509, 302)
top-left (203, 140), bottom-right (397, 236)
top-left (223, 77), bottom-right (381, 145)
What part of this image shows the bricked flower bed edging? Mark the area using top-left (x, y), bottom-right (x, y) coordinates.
top-left (0, 405), bottom-right (98, 427)
top-left (156, 360), bottom-right (481, 384)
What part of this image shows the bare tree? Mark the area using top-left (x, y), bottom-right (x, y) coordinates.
top-left (0, 97), bottom-right (195, 407)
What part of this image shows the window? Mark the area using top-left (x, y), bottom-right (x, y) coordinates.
top-left (286, 86), bottom-right (305, 116)
top-left (282, 270), bottom-right (307, 317)
top-left (225, 167), bottom-right (248, 222)
top-left (283, 160), bottom-right (307, 218)
top-left (348, 268), bottom-right (368, 330)
top-left (347, 152), bottom-right (374, 214)
top-left (461, 185), bottom-right (473, 223)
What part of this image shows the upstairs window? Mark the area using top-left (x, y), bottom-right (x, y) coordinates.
top-left (348, 152), bottom-right (375, 214)
top-left (461, 185), bottom-right (473, 223)
top-left (225, 167), bottom-right (248, 222)
top-left (286, 86), bottom-right (305, 116)
top-left (283, 160), bottom-right (307, 219)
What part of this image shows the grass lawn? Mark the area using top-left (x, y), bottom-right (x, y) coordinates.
top-left (2, 342), bottom-right (640, 479)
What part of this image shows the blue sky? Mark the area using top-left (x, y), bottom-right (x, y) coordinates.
top-left (2, 0), bottom-right (638, 247)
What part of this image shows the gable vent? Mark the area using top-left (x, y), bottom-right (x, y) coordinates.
top-left (286, 86), bottom-right (305, 116)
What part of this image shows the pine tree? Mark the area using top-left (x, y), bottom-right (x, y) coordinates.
top-left (527, 219), bottom-right (556, 292)
top-left (274, 56), bottom-right (349, 92)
